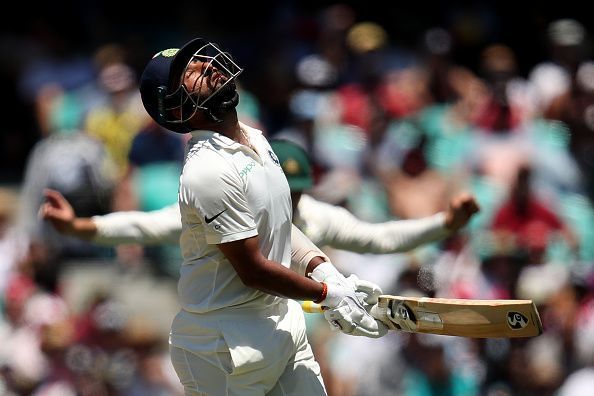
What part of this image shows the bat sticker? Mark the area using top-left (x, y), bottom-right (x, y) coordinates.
top-left (507, 311), bottom-right (529, 329)
top-left (387, 300), bottom-right (417, 331)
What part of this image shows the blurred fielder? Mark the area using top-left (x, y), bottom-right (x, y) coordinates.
top-left (41, 140), bottom-right (478, 260)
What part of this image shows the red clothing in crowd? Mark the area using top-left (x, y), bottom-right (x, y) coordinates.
top-left (492, 198), bottom-right (564, 251)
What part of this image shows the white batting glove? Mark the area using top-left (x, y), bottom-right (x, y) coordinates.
top-left (322, 283), bottom-right (388, 338)
top-left (310, 263), bottom-right (388, 338)
top-left (347, 274), bottom-right (383, 306)
top-left (309, 262), bottom-right (355, 292)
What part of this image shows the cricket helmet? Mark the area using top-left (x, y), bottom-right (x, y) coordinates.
top-left (139, 37), bottom-right (243, 132)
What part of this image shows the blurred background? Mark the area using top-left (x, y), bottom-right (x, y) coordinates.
top-left (1, 1), bottom-right (594, 395)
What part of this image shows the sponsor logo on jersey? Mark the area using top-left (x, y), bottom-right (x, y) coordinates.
top-left (268, 149), bottom-right (280, 166)
top-left (204, 209), bottom-right (227, 224)
top-left (239, 160), bottom-right (257, 179)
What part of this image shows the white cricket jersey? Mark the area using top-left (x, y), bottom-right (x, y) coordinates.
top-left (176, 122), bottom-right (292, 314)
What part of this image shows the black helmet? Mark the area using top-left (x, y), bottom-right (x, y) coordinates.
top-left (139, 38), bottom-right (243, 132)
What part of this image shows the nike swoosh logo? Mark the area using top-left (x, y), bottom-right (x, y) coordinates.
top-left (204, 209), bottom-right (227, 224)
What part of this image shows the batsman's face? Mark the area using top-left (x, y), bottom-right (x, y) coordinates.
top-left (182, 60), bottom-right (228, 100)
top-left (166, 42), bottom-right (242, 124)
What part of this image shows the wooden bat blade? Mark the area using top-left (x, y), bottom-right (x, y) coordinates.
top-left (372, 295), bottom-right (543, 338)
top-left (301, 296), bottom-right (543, 338)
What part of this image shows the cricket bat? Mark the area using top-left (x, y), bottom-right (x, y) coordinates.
top-left (301, 295), bottom-right (543, 338)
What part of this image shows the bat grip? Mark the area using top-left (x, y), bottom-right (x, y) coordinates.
top-left (300, 300), bottom-right (325, 313)
top-left (302, 300), bottom-right (383, 319)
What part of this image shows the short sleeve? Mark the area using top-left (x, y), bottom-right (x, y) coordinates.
top-left (180, 154), bottom-right (257, 244)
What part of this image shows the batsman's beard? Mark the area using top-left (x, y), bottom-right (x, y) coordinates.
top-left (201, 81), bottom-right (239, 122)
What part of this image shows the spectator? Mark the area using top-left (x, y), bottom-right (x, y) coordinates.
top-left (490, 164), bottom-right (579, 265)
top-left (84, 57), bottom-right (151, 183)
top-left (528, 18), bottom-right (590, 117)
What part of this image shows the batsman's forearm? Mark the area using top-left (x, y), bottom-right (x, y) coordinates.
top-left (243, 258), bottom-right (325, 302)
top-left (291, 224), bottom-right (329, 275)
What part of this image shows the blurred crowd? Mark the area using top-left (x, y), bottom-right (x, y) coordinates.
top-left (1, 3), bottom-right (594, 396)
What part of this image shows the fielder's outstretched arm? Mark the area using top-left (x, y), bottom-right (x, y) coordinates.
top-left (92, 203), bottom-right (181, 245)
top-left (40, 189), bottom-right (182, 245)
top-left (298, 193), bottom-right (479, 253)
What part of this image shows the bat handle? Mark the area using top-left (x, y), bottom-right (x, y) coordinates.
top-left (301, 300), bottom-right (381, 316)
top-left (301, 300), bottom-right (325, 313)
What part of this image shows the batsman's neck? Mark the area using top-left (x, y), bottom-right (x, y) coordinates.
top-left (204, 111), bottom-right (240, 141)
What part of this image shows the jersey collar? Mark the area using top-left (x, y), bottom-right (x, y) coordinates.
top-left (190, 129), bottom-right (240, 149)
top-left (189, 122), bottom-right (264, 159)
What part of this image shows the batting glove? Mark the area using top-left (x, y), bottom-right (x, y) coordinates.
top-left (310, 263), bottom-right (388, 338)
top-left (347, 274), bottom-right (383, 306)
top-left (321, 284), bottom-right (388, 338)
top-left (309, 262), bottom-right (355, 291)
